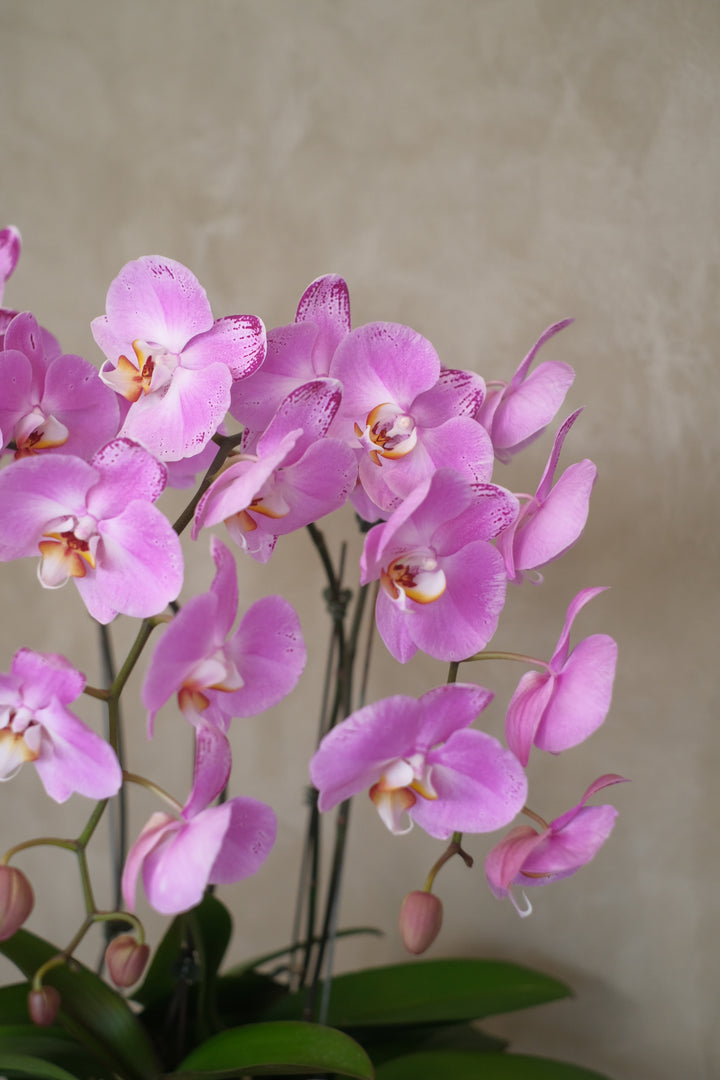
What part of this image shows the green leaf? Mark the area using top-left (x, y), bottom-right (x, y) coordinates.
top-left (170, 1020), bottom-right (374, 1078)
top-left (0, 1054), bottom-right (83, 1080)
top-left (356, 1021), bottom-right (507, 1066)
top-left (0, 929), bottom-right (160, 1080)
top-left (266, 959), bottom-right (571, 1027)
top-left (134, 891), bottom-right (232, 1010)
top-left (375, 1051), bottom-right (612, 1078)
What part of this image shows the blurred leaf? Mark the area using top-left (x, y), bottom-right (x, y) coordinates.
top-left (0, 1025), bottom-right (112, 1080)
top-left (0, 1054), bottom-right (83, 1080)
top-left (170, 1020), bottom-right (374, 1078)
top-left (266, 959), bottom-right (571, 1027)
top-left (134, 892), bottom-right (232, 1010)
top-left (214, 970), bottom-right (287, 1024)
top-left (375, 1051), bottom-right (612, 1078)
top-left (0, 929), bottom-right (160, 1080)
top-left (356, 1021), bottom-right (507, 1066)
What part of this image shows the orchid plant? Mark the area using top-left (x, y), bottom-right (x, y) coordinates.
top-left (0, 226), bottom-right (623, 1080)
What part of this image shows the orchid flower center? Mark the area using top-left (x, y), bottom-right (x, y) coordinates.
top-left (38, 514), bottom-right (99, 588)
top-left (369, 752), bottom-right (437, 834)
top-left (381, 548), bottom-right (447, 605)
top-left (0, 704), bottom-right (42, 781)
top-left (354, 402), bottom-right (418, 465)
top-left (105, 340), bottom-right (179, 403)
top-left (178, 647), bottom-right (245, 719)
top-left (13, 407), bottom-right (69, 456)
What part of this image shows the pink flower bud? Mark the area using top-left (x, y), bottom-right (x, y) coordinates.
top-left (399, 890), bottom-right (443, 955)
top-left (0, 865), bottom-right (34, 941)
top-left (105, 934), bottom-right (150, 988)
top-left (28, 984), bottom-right (61, 1026)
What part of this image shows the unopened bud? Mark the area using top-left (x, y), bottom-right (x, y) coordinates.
top-left (399, 890), bottom-right (443, 955)
top-left (105, 934), bottom-right (150, 988)
top-left (28, 984), bottom-right (61, 1026)
top-left (0, 865), bottom-right (34, 941)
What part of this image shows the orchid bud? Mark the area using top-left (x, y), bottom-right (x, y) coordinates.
top-left (28, 984), bottom-right (60, 1026)
top-left (105, 934), bottom-right (150, 988)
top-left (0, 865), bottom-right (34, 941)
top-left (399, 890), bottom-right (443, 955)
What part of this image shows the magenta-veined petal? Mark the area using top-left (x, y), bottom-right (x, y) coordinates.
top-left (412, 368), bottom-right (486, 426)
top-left (182, 314), bottom-right (266, 380)
top-left (256, 379), bottom-right (344, 463)
top-left (229, 321), bottom-right (319, 432)
top-left (103, 256), bottom-right (214, 355)
top-left (208, 796), bottom-right (277, 884)
top-left (88, 438), bottom-right (167, 518)
top-left (295, 274), bottom-right (350, 373)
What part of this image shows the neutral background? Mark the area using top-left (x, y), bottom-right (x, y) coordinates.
top-left (1, 2), bottom-right (717, 1077)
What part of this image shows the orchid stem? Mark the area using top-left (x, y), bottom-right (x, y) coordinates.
top-left (122, 771), bottom-right (183, 813)
top-left (463, 650), bottom-right (548, 668)
top-left (422, 832), bottom-right (474, 892)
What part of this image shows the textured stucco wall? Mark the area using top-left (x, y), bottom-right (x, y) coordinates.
top-left (1, 2), bottom-right (718, 1077)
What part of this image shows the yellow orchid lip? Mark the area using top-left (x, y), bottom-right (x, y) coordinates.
top-left (382, 551), bottom-right (447, 605)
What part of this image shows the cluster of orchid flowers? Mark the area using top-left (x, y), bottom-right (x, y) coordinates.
top-left (0, 223), bottom-right (622, 1020)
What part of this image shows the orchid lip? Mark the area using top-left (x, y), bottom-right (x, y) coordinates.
top-left (381, 549), bottom-right (447, 605)
top-left (356, 402), bottom-right (418, 464)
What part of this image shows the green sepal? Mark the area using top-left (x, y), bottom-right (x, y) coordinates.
top-left (168, 1020), bottom-right (374, 1078)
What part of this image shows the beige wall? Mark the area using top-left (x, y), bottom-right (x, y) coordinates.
top-left (1, 2), bottom-right (718, 1077)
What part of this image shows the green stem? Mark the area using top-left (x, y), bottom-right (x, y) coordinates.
top-left (122, 771), bottom-right (183, 813)
top-left (422, 832), bottom-right (474, 892)
top-left (2, 836), bottom-right (77, 864)
top-left (172, 432), bottom-right (246, 537)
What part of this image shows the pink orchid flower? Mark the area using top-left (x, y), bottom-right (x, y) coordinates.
top-left (0, 312), bottom-right (120, 460)
top-left (230, 273), bottom-right (351, 435)
top-left (0, 437), bottom-right (183, 623)
top-left (506, 587), bottom-right (618, 765)
top-left (310, 684), bottom-right (527, 839)
top-left (329, 322), bottom-right (490, 516)
top-left (193, 379), bottom-right (357, 562)
top-left (92, 256), bottom-right (266, 461)
top-left (123, 724), bottom-right (276, 915)
top-left (143, 536), bottom-right (306, 736)
top-left (477, 320), bottom-right (575, 463)
top-left (0, 649), bottom-right (121, 802)
top-left (497, 409), bottom-right (597, 582)
top-left (361, 468), bottom-right (518, 662)
top-left (485, 774), bottom-right (626, 916)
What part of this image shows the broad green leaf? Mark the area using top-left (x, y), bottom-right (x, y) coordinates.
top-left (0, 929), bottom-right (159, 1080)
top-left (170, 1020), bottom-right (374, 1078)
top-left (0, 1026), bottom-right (112, 1079)
top-left (375, 1051), bottom-right (612, 1079)
top-left (214, 970), bottom-right (288, 1024)
top-left (0, 1054), bottom-right (83, 1080)
top-left (266, 959), bottom-right (571, 1027)
top-left (356, 1021), bottom-right (507, 1066)
top-left (226, 927), bottom-right (383, 977)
